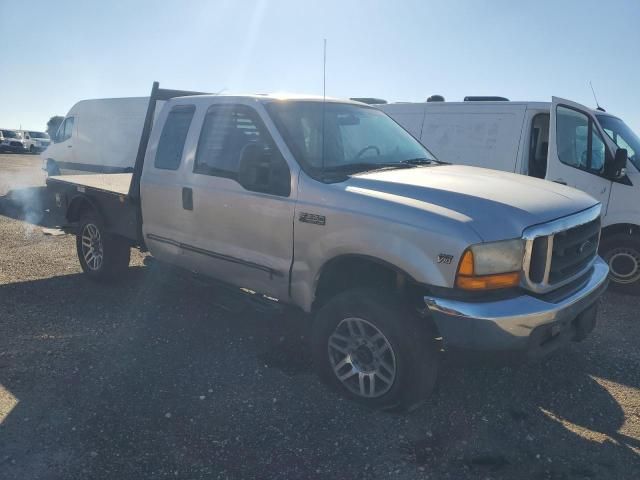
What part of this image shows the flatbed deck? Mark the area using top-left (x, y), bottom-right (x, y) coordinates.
top-left (48, 173), bottom-right (133, 196)
top-left (46, 172), bottom-right (139, 242)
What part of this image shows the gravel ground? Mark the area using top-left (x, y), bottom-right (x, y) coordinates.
top-left (0, 154), bottom-right (639, 479)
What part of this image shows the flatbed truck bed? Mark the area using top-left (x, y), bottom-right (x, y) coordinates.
top-left (46, 173), bottom-right (139, 243)
top-left (48, 173), bottom-right (133, 196)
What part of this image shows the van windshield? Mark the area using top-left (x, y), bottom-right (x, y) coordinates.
top-left (2, 130), bottom-right (20, 138)
top-left (597, 115), bottom-right (640, 171)
top-left (30, 131), bottom-right (49, 139)
top-left (266, 101), bottom-right (437, 180)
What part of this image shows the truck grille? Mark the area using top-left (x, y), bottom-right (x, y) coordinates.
top-left (548, 218), bottom-right (600, 284)
top-left (523, 206), bottom-right (601, 293)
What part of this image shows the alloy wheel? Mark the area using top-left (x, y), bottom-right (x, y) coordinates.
top-left (328, 317), bottom-right (397, 398)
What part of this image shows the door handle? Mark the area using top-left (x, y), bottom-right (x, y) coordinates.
top-left (67, 145), bottom-right (72, 148)
top-left (553, 179), bottom-right (567, 185)
top-left (182, 187), bottom-right (193, 210)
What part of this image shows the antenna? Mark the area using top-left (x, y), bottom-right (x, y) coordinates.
top-left (321, 39), bottom-right (327, 178)
top-left (589, 81), bottom-right (605, 112)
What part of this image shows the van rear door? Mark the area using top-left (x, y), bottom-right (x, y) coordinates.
top-left (547, 97), bottom-right (613, 212)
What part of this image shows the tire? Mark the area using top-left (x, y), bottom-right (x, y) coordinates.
top-left (600, 233), bottom-right (640, 295)
top-left (29, 145), bottom-right (35, 154)
top-left (312, 288), bottom-right (439, 411)
top-left (76, 211), bottom-right (130, 282)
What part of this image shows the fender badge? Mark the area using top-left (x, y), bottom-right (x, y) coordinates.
top-left (437, 254), bottom-right (454, 264)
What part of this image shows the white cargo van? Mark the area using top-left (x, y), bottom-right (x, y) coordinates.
top-left (42, 97), bottom-right (157, 176)
top-left (20, 130), bottom-right (51, 153)
top-left (381, 97), bottom-right (640, 293)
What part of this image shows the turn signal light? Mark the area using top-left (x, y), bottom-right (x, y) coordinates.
top-left (455, 250), bottom-right (520, 290)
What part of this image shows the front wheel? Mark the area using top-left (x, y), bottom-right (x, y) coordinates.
top-left (312, 288), bottom-right (439, 411)
top-left (76, 212), bottom-right (131, 281)
top-left (600, 233), bottom-right (640, 295)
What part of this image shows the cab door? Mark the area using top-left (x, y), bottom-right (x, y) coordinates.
top-left (47, 116), bottom-right (76, 173)
top-left (141, 103), bottom-right (198, 267)
top-left (181, 102), bottom-right (296, 301)
top-left (547, 97), bottom-right (614, 211)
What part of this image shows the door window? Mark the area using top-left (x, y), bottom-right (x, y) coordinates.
top-left (194, 105), bottom-right (290, 197)
top-left (154, 105), bottom-right (195, 170)
top-left (556, 106), bottom-right (605, 175)
top-left (194, 105), bottom-right (263, 177)
top-left (57, 117), bottom-right (74, 142)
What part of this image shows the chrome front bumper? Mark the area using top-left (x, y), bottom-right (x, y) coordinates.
top-left (423, 257), bottom-right (609, 355)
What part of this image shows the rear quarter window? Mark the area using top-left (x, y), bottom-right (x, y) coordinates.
top-left (154, 105), bottom-right (195, 170)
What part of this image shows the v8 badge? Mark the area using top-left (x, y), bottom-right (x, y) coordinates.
top-left (437, 254), bottom-right (454, 264)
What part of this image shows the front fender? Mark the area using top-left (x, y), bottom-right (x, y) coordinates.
top-left (290, 219), bottom-right (477, 312)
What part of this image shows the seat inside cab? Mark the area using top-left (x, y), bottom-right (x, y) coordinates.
top-left (528, 113), bottom-right (550, 179)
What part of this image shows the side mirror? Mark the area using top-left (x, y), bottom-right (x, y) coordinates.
top-left (25, 135), bottom-right (30, 140)
top-left (608, 148), bottom-right (628, 180)
top-left (237, 143), bottom-right (290, 196)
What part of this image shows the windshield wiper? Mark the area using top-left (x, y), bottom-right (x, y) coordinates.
top-left (401, 158), bottom-right (434, 165)
top-left (323, 162), bottom-right (416, 175)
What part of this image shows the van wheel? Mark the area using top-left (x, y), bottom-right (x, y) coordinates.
top-left (76, 212), bottom-right (130, 281)
top-left (600, 233), bottom-right (640, 295)
top-left (312, 288), bottom-right (439, 411)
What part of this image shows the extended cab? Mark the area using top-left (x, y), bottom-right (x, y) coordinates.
top-left (47, 83), bottom-right (609, 410)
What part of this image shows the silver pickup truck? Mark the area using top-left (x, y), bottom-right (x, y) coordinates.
top-left (47, 83), bottom-right (609, 410)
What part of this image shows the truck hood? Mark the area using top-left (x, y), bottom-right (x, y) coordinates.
top-left (348, 164), bottom-right (599, 241)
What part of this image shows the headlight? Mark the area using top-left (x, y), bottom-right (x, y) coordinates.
top-left (456, 239), bottom-right (524, 290)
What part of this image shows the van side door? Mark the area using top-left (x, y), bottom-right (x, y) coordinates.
top-left (181, 102), bottom-right (296, 300)
top-left (547, 97), bottom-right (613, 211)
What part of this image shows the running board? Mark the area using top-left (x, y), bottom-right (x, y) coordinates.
top-left (188, 272), bottom-right (285, 315)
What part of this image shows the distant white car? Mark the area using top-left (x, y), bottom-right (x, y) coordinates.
top-left (0, 129), bottom-right (26, 153)
top-left (20, 130), bottom-right (51, 153)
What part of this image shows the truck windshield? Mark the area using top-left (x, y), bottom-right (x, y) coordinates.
top-left (597, 114), bottom-right (640, 171)
top-left (266, 101), bottom-right (437, 179)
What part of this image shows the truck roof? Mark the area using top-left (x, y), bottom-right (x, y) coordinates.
top-left (166, 92), bottom-right (365, 105)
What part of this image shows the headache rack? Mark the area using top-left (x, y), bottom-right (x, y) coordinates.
top-left (522, 205), bottom-right (602, 294)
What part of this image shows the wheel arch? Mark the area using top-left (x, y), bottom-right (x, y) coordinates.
top-left (601, 222), bottom-right (639, 238)
top-left (67, 194), bottom-right (105, 225)
top-left (311, 253), bottom-right (423, 312)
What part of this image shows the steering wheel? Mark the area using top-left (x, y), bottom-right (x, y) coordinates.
top-left (354, 145), bottom-right (380, 160)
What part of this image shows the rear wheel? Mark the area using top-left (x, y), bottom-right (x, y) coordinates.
top-left (76, 212), bottom-right (130, 281)
top-left (312, 288), bottom-right (439, 411)
top-left (600, 233), bottom-right (640, 295)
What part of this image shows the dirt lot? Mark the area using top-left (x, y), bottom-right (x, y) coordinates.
top-left (0, 154), bottom-right (639, 479)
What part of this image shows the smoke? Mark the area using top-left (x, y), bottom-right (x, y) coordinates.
top-left (0, 161), bottom-right (52, 238)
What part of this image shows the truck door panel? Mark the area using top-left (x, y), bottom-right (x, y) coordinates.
top-left (141, 104), bottom-right (197, 265)
top-left (182, 103), bottom-right (294, 300)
